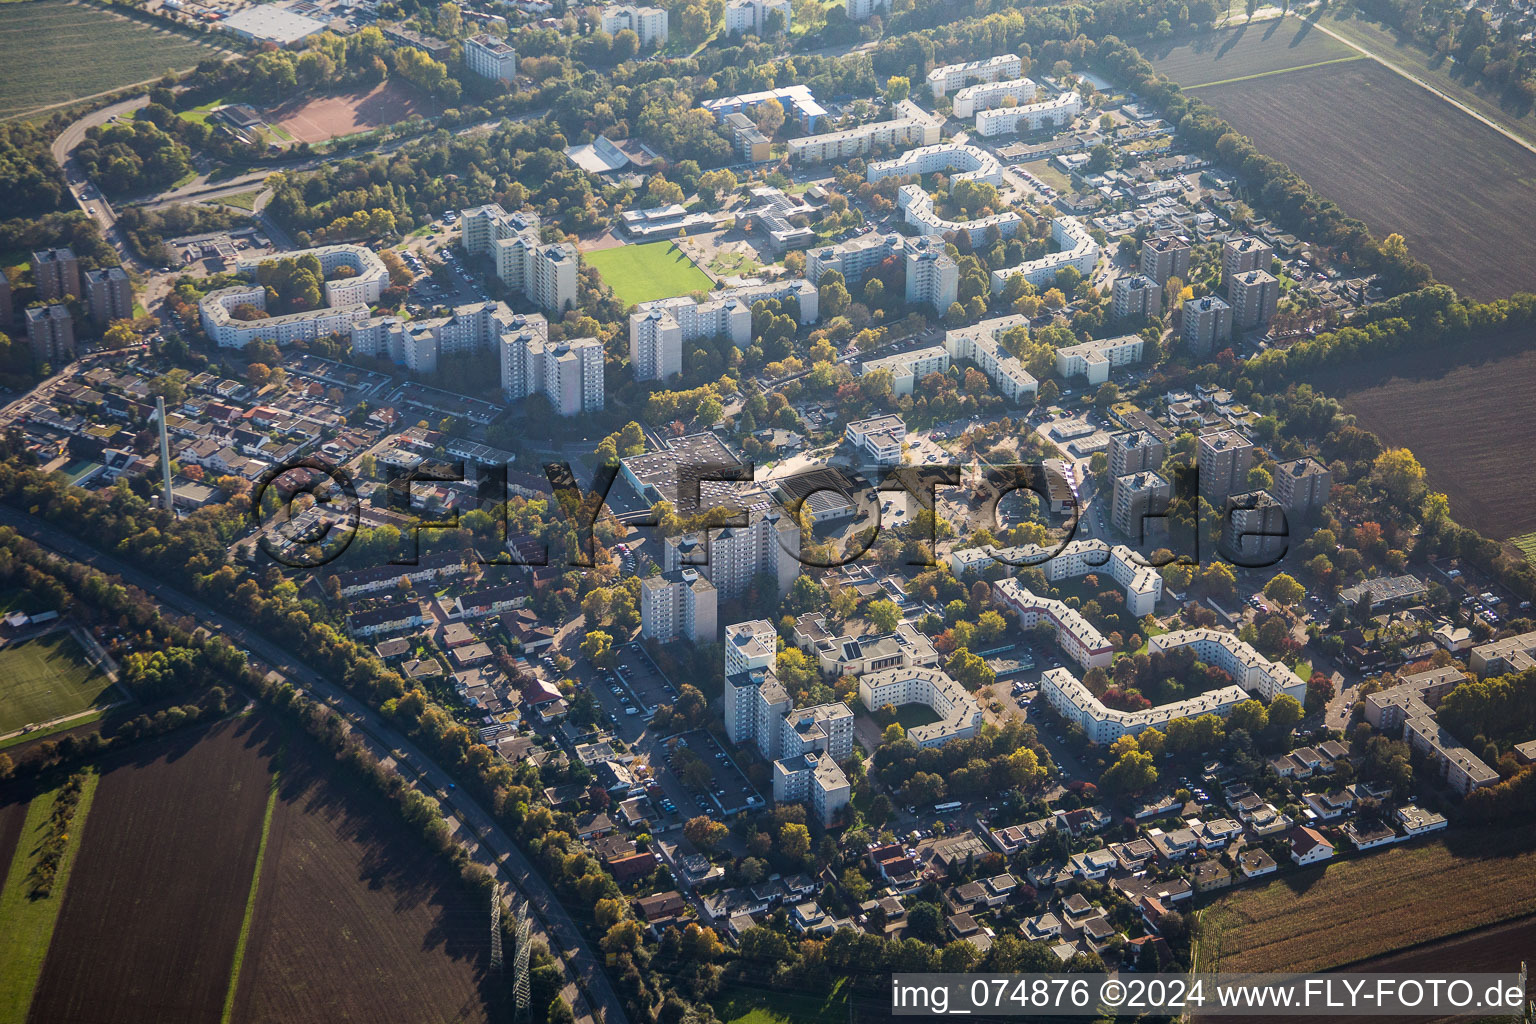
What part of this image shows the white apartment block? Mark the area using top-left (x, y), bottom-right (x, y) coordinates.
top-left (459, 204), bottom-right (577, 313)
top-left (629, 279), bottom-right (818, 381)
top-left (724, 0), bottom-right (790, 35)
top-left (951, 77), bottom-right (1037, 119)
top-left (843, 0), bottom-right (890, 20)
top-left (725, 618), bottom-right (778, 677)
top-left (1055, 334), bottom-right (1143, 386)
top-left (1182, 294), bottom-right (1232, 355)
top-left (1111, 471), bottom-right (1171, 540)
top-left (859, 667), bottom-right (984, 747)
top-left (727, 665), bottom-right (792, 758)
top-left (859, 344), bottom-right (950, 396)
top-left (600, 4), bottom-right (668, 46)
top-left (990, 217), bottom-right (1099, 292)
top-left (845, 414), bottom-right (906, 465)
top-left (897, 184), bottom-right (1022, 248)
top-left (499, 320), bottom-right (604, 415)
top-left (905, 239), bottom-right (960, 313)
top-left (1111, 273), bottom-right (1160, 321)
top-left (974, 92), bottom-right (1082, 137)
top-left (1363, 667), bottom-right (1498, 797)
top-left (782, 702), bottom-right (856, 761)
top-left (1041, 666), bottom-right (1251, 744)
top-left (639, 568), bottom-right (718, 644)
top-left (773, 752), bottom-right (850, 827)
top-left (991, 577), bottom-right (1114, 669)
top-left (464, 33), bottom-right (516, 82)
top-left (663, 510), bottom-right (801, 601)
top-left (1470, 629), bottom-right (1536, 676)
top-left (787, 117), bottom-right (938, 163)
top-left (352, 300), bottom-right (541, 375)
top-left (1227, 269), bottom-right (1278, 331)
top-left (927, 54), bottom-right (1023, 98)
top-left (202, 244), bottom-right (387, 348)
top-left (1147, 629), bottom-right (1307, 702)
top-left (807, 232), bottom-right (904, 288)
top-left (866, 143), bottom-right (1003, 188)
top-left (945, 313), bottom-right (1038, 401)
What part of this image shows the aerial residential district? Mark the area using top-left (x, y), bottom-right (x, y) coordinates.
top-left (2, 0), bottom-right (1536, 1019)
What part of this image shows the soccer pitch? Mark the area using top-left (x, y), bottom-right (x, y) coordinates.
top-left (585, 241), bottom-right (714, 307)
top-left (0, 631), bottom-right (117, 734)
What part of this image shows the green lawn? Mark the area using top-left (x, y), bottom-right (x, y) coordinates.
top-left (0, 772), bottom-right (100, 1024)
top-left (585, 241), bottom-right (713, 307)
top-left (214, 190), bottom-right (261, 211)
top-left (1513, 532), bottom-right (1536, 565)
top-left (718, 978), bottom-right (851, 1024)
top-left (1022, 159), bottom-right (1072, 193)
top-left (893, 703), bottom-right (942, 730)
top-left (0, 632), bottom-right (118, 735)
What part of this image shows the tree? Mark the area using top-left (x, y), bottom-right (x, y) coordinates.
top-left (819, 270), bottom-right (851, 319)
top-left (1305, 673), bottom-right (1335, 716)
top-left (581, 629), bottom-right (615, 667)
top-left (1371, 448), bottom-right (1427, 505)
top-left (1265, 694), bottom-right (1304, 742)
top-left (1200, 562), bottom-right (1236, 597)
top-left (684, 815), bottom-right (730, 850)
top-left (885, 75), bottom-right (911, 103)
top-left (779, 822), bottom-right (811, 860)
top-left (867, 598), bottom-right (901, 633)
top-left (1101, 748), bottom-right (1157, 794)
top-left (437, 2), bottom-right (462, 36)
top-left (754, 97), bottom-right (786, 136)
top-left (1264, 573), bottom-right (1305, 608)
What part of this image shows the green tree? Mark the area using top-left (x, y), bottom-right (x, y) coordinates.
top-left (581, 629), bottom-right (615, 667)
top-left (867, 598), bottom-right (901, 633)
top-left (1264, 573), bottom-right (1305, 607)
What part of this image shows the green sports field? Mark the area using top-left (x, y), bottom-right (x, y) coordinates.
top-left (584, 241), bottom-right (714, 307)
top-left (0, 632), bottom-right (117, 734)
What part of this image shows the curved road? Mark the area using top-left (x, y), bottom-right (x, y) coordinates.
top-left (0, 507), bottom-right (626, 1024)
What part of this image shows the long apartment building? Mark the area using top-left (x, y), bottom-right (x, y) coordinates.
top-left (201, 243), bottom-right (388, 349)
top-left (1148, 629), bottom-right (1307, 701)
top-left (1055, 334), bottom-right (1143, 386)
top-left (500, 322), bottom-right (604, 415)
top-left (663, 508), bottom-right (801, 601)
top-left (787, 117), bottom-right (938, 163)
top-left (859, 666), bottom-right (983, 747)
top-left (974, 92), bottom-right (1082, 137)
top-left (944, 313), bottom-right (1037, 401)
top-left (927, 54), bottom-right (1023, 97)
top-left (702, 83), bottom-right (825, 131)
top-left (843, 0), bottom-right (890, 19)
top-left (724, 0), bottom-right (791, 35)
top-left (629, 279), bottom-right (818, 381)
top-left (464, 33), bottom-right (516, 81)
top-left (1112, 273), bottom-right (1160, 321)
top-left (859, 344), bottom-right (949, 396)
top-left (1470, 629), bottom-right (1536, 676)
top-left (990, 216), bottom-right (1099, 292)
top-left (460, 204), bottom-right (578, 313)
top-left (352, 300), bottom-right (533, 375)
top-left (1363, 667), bottom-right (1498, 797)
top-left (898, 185), bottom-right (1021, 247)
top-left (866, 143), bottom-right (1003, 188)
top-left (966, 540), bottom-right (1162, 615)
top-left (600, 4), bottom-right (668, 46)
top-left (1042, 666), bottom-right (1250, 744)
top-left (951, 76), bottom-right (1036, 119)
top-left (1182, 294), bottom-right (1232, 355)
top-left (805, 231), bottom-right (955, 311)
top-left (991, 577), bottom-right (1114, 669)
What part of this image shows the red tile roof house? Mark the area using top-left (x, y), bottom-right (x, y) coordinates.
top-left (1288, 825), bottom-right (1335, 866)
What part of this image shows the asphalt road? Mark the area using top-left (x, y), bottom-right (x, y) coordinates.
top-left (0, 506), bottom-right (628, 1024)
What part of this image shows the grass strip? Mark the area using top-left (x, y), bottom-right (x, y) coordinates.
top-left (1184, 54), bottom-right (1365, 89)
top-left (219, 749), bottom-right (282, 1024)
top-left (0, 771), bottom-right (100, 1024)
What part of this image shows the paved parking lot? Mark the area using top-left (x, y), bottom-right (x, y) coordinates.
top-left (668, 728), bottom-right (761, 816)
top-left (613, 641), bottom-right (675, 714)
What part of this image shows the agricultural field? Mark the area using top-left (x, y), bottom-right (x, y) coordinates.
top-left (1320, 12), bottom-right (1536, 149)
top-left (1513, 533), bottom-right (1536, 566)
top-left (1144, 18), bottom-right (1359, 88)
top-left (0, 630), bottom-right (118, 735)
top-left (1193, 58), bottom-right (1536, 300)
top-left (1196, 824), bottom-right (1536, 972)
top-left (586, 241), bottom-right (715, 306)
top-left (1318, 329), bottom-right (1536, 540)
top-left (0, 1), bottom-right (223, 120)
top-left (26, 718), bottom-right (278, 1024)
top-left (228, 736), bottom-right (494, 1024)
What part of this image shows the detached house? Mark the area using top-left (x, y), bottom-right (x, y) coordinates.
top-left (1288, 826), bottom-right (1335, 866)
